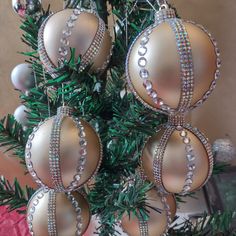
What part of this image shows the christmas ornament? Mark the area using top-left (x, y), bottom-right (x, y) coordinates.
top-left (213, 139), bottom-right (236, 163)
top-left (126, 4), bottom-right (220, 114)
top-left (121, 188), bottom-right (176, 236)
top-left (12, 0), bottom-right (41, 18)
top-left (14, 105), bottom-right (29, 127)
top-left (38, 8), bottom-right (112, 78)
top-left (11, 63), bottom-right (35, 92)
top-left (141, 116), bottom-right (213, 194)
top-left (25, 106), bottom-right (102, 192)
top-left (27, 188), bottom-right (90, 236)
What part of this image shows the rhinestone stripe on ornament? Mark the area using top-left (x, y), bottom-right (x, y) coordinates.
top-left (176, 126), bottom-right (196, 194)
top-left (168, 115), bottom-right (195, 194)
top-left (153, 126), bottom-right (175, 193)
top-left (186, 21), bottom-right (221, 111)
top-left (184, 124), bottom-right (214, 187)
top-left (139, 221), bottom-right (149, 236)
top-left (68, 117), bottom-right (88, 191)
top-left (49, 114), bottom-right (65, 192)
top-left (25, 120), bottom-right (49, 188)
top-left (79, 17), bottom-right (105, 72)
top-left (66, 192), bottom-right (83, 235)
top-left (160, 193), bottom-right (173, 234)
top-left (48, 190), bottom-right (57, 236)
top-left (155, 7), bottom-right (176, 24)
top-left (38, 17), bottom-right (59, 78)
top-left (168, 19), bottom-right (194, 113)
top-left (27, 188), bottom-right (48, 236)
top-left (136, 25), bottom-right (170, 112)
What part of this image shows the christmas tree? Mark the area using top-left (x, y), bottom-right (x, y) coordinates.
top-left (0, 0), bottom-right (235, 235)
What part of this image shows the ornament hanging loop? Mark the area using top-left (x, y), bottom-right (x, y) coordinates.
top-left (156, 0), bottom-right (169, 10)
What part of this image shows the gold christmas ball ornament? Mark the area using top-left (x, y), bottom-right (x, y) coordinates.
top-left (27, 188), bottom-right (90, 236)
top-left (141, 120), bottom-right (213, 195)
top-left (126, 5), bottom-right (220, 114)
top-left (25, 106), bottom-right (102, 192)
top-left (121, 188), bottom-right (176, 236)
top-left (38, 8), bottom-right (112, 78)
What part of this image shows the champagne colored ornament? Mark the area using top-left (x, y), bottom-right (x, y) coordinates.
top-left (11, 63), bottom-right (35, 92)
top-left (25, 106), bottom-right (102, 192)
top-left (38, 8), bottom-right (112, 78)
top-left (27, 188), bottom-right (90, 236)
top-left (121, 188), bottom-right (176, 236)
top-left (12, 0), bottom-right (41, 18)
top-left (141, 119), bottom-right (213, 194)
top-left (14, 105), bottom-right (29, 127)
top-left (126, 5), bottom-right (220, 114)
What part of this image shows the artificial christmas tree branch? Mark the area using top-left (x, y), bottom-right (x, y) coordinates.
top-left (0, 1), bottom-right (235, 235)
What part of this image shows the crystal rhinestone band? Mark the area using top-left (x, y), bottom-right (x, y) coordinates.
top-left (66, 192), bottom-right (83, 235)
top-left (139, 221), bottom-right (149, 236)
top-left (38, 16), bottom-right (59, 78)
top-left (186, 21), bottom-right (221, 111)
top-left (79, 17), bottom-right (106, 72)
top-left (25, 120), bottom-right (49, 188)
top-left (176, 126), bottom-right (196, 194)
top-left (168, 114), bottom-right (185, 126)
top-left (155, 7), bottom-right (176, 24)
top-left (48, 190), bottom-right (57, 236)
top-left (184, 124), bottom-right (214, 187)
top-left (153, 126), bottom-right (175, 192)
top-left (159, 192), bottom-right (173, 234)
top-left (27, 188), bottom-right (48, 236)
top-left (49, 113), bottom-right (65, 192)
top-left (168, 19), bottom-right (194, 113)
top-left (67, 118), bottom-right (88, 191)
top-left (57, 106), bottom-right (73, 116)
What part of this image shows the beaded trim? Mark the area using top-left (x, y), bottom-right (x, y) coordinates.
top-left (155, 7), bottom-right (176, 24)
top-left (66, 192), bottom-right (83, 235)
top-left (168, 114), bottom-right (185, 127)
top-left (49, 114), bottom-right (65, 191)
top-left (48, 190), bottom-right (57, 236)
top-left (38, 17), bottom-right (59, 78)
top-left (176, 126), bottom-right (196, 194)
top-left (38, 8), bottom-right (109, 78)
top-left (126, 8), bottom-right (220, 115)
top-left (25, 120), bottom-right (49, 188)
top-left (184, 123), bottom-right (214, 188)
top-left (79, 17), bottom-right (105, 72)
top-left (186, 21), bottom-right (221, 111)
top-left (160, 193), bottom-right (173, 234)
top-left (68, 117), bottom-right (88, 191)
top-left (139, 221), bottom-right (149, 236)
top-left (27, 188), bottom-right (48, 236)
top-left (168, 19), bottom-right (194, 113)
top-left (153, 126), bottom-right (175, 193)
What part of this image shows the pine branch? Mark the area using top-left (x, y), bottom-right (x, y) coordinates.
top-left (0, 177), bottom-right (34, 212)
top-left (170, 211), bottom-right (236, 236)
top-left (0, 115), bottom-right (28, 164)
